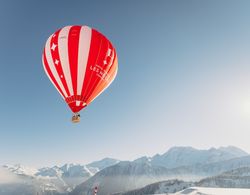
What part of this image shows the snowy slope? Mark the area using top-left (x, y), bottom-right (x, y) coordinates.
top-left (170, 187), bottom-right (250, 195)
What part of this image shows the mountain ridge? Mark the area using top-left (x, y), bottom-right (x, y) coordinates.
top-left (1, 146), bottom-right (249, 195)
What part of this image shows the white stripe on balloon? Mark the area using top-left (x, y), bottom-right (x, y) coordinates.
top-left (77, 26), bottom-right (92, 96)
top-left (58, 26), bottom-right (74, 96)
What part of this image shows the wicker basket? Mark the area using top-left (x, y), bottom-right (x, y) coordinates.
top-left (72, 114), bottom-right (80, 123)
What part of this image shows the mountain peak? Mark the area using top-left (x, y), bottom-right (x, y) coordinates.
top-left (86, 157), bottom-right (120, 170)
top-left (165, 146), bottom-right (196, 154)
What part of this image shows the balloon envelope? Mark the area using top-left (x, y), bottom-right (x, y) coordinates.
top-left (42, 25), bottom-right (118, 113)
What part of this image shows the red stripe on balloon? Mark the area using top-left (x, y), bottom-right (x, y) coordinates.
top-left (86, 52), bottom-right (118, 104)
top-left (84, 37), bottom-right (115, 102)
top-left (68, 25), bottom-right (81, 96)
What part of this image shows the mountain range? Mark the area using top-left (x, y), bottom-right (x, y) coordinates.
top-left (1, 146), bottom-right (250, 195)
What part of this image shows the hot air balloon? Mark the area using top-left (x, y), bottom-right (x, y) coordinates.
top-left (42, 25), bottom-right (118, 123)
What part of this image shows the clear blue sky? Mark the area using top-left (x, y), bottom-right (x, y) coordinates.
top-left (1, 0), bottom-right (250, 167)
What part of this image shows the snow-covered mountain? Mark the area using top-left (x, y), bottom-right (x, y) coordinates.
top-left (140, 146), bottom-right (248, 169)
top-left (133, 147), bottom-right (250, 181)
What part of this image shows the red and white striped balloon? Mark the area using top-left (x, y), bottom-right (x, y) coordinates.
top-left (42, 25), bottom-right (118, 114)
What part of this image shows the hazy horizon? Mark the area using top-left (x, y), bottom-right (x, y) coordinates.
top-left (1, 0), bottom-right (250, 167)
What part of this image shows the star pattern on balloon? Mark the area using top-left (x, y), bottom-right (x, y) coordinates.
top-left (51, 43), bottom-right (57, 51)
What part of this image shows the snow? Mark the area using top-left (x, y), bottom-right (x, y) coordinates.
top-left (83, 165), bottom-right (95, 176)
top-left (154, 180), bottom-right (191, 194)
top-left (168, 187), bottom-right (250, 195)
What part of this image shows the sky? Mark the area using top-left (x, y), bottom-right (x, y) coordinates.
top-left (1, 0), bottom-right (250, 167)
